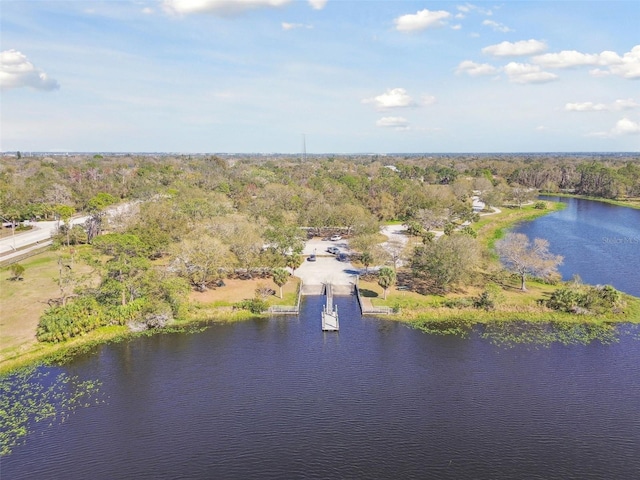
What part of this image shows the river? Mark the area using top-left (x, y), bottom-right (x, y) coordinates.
top-left (2, 198), bottom-right (640, 479)
top-left (513, 196), bottom-right (640, 297)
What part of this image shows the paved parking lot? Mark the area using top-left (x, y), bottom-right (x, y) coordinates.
top-left (296, 237), bottom-right (357, 286)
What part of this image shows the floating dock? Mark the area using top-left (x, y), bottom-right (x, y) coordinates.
top-left (321, 283), bottom-right (339, 331)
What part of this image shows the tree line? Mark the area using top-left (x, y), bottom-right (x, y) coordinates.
top-left (1, 153), bottom-right (634, 341)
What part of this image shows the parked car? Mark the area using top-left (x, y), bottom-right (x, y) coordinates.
top-left (327, 246), bottom-right (340, 255)
top-left (330, 234), bottom-right (342, 241)
top-left (337, 253), bottom-right (349, 262)
top-left (308, 254), bottom-right (316, 262)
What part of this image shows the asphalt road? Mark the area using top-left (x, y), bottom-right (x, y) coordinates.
top-left (0, 217), bottom-right (89, 259)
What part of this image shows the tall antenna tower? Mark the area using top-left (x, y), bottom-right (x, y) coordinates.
top-left (301, 133), bottom-right (307, 162)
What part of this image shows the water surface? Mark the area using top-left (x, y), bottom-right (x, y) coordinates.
top-left (3, 296), bottom-right (639, 479)
top-left (513, 196), bottom-right (640, 296)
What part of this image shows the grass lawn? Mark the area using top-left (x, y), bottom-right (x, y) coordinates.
top-left (189, 276), bottom-right (300, 307)
top-left (358, 276), bottom-right (640, 323)
top-left (475, 201), bottom-right (566, 249)
top-left (0, 249), bottom-right (95, 363)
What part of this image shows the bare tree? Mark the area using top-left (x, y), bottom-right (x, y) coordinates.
top-left (495, 233), bottom-right (563, 291)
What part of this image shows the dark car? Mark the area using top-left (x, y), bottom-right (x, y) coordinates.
top-left (337, 253), bottom-right (349, 262)
top-left (308, 254), bottom-right (316, 262)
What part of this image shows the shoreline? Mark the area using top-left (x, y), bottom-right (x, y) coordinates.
top-left (1, 199), bottom-right (638, 376)
top-left (539, 192), bottom-right (640, 210)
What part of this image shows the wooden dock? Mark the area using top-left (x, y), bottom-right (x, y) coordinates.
top-left (321, 283), bottom-right (339, 331)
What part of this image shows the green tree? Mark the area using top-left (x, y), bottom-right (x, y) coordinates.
top-left (495, 233), bottom-right (563, 291)
top-left (87, 192), bottom-right (117, 212)
top-left (285, 253), bottom-right (303, 276)
top-left (360, 251), bottom-right (373, 274)
top-left (54, 204), bottom-right (76, 246)
top-left (92, 233), bottom-right (151, 305)
top-left (170, 234), bottom-right (234, 291)
top-left (411, 235), bottom-right (480, 292)
top-left (272, 268), bottom-right (290, 299)
top-left (264, 223), bottom-right (305, 257)
top-left (377, 266), bottom-right (396, 300)
top-left (8, 263), bottom-right (25, 281)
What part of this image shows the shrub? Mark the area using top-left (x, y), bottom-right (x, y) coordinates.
top-left (37, 297), bottom-right (105, 343)
top-left (8, 263), bottom-right (25, 281)
top-left (234, 298), bottom-right (268, 314)
top-left (534, 201), bottom-right (547, 210)
top-left (473, 291), bottom-right (495, 311)
top-left (547, 284), bottom-right (624, 314)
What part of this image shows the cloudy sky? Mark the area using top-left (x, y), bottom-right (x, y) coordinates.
top-left (1, 0), bottom-right (639, 153)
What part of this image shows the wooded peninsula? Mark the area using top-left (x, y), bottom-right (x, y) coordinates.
top-left (1, 152), bottom-right (639, 373)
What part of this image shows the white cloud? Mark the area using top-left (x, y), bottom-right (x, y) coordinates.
top-left (589, 118), bottom-right (640, 138)
top-left (0, 50), bottom-right (59, 91)
top-left (456, 60), bottom-right (499, 77)
top-left (363, 88), bottom-right (415, 109)
top-left (612, 117), bottom-right (640, 135)
top-left (451, 24), bottom-right (462, 31)
top-left (376, 116), bottom-right (409, 129)
top-left (282, 22), bottom-right (312, 31)
top-left (394, 9), bottom-right (451, 32)
top-left (163, 0), bottom-right (291, 16)
top-left (503, 62), bottom-right (558, 84)
top-left (612, 98), bottom-right (640, 110)
top-left (456, 3), bottom-right (493, 18)
top-left (421, 95), bottom-right (437, 106)
top-left (533, 50), bottom-right (614, 68)
top-left (565, 102), bottom-right (607, 112)
top-left (608, 45), bottom-right (640, 79)
top-left (482, 39), bottom-right (547, 57)
top-left (308, 0), bottom-right (327, 10)
top-left (482, 19), bottom-right (513, 33)
top-left (142, 7), bottom-right (154, 15)
top-left (534, 46), bottom-right (640, 79)
top-left (565, 99), bottom-right (640, 112)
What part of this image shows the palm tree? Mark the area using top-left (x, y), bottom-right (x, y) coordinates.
top-left (285, 253), bottom-right (303, 276)
top-left (377, 266), bottom-right (396, 300)
top-left (272, 268), bottom-right (290, 299)
top-left (360, 251), bottom-right (373, 274)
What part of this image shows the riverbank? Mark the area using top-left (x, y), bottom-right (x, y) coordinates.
top-left (358, 278), bottom-right (640, 325)
top-left (540, 192), bottom-right (640, 210)
top-left (1, 199), bottom-right (637, 376)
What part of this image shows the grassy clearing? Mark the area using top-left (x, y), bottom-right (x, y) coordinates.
top-left (1, 267), bottom-right (298, 374)
top-left (475, 202), bottom-right (566, 250)
top-left (358, 279), bottom-right (640, 324)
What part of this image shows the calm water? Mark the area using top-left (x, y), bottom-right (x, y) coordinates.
top-left (3, 296), bottom-right (640, 479)
top-left (513, 196), bottom-right (640, 296)
top-left (3, 197), bottom-right (640, 479)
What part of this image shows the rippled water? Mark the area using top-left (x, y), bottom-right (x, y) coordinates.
top-left (4, 295), bottom-right (640, 479)
top-left (514, 196), bottom-right (640, 296)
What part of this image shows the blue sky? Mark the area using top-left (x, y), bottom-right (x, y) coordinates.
top-left (1, 0), bottom-right (639, 153)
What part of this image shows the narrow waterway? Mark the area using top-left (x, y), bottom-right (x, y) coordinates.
top-left (513, 196), bottom-right (640, 296)
top-left (3, 294), bottom-right (640, 479)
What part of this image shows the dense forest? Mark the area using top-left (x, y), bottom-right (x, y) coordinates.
top-left (1, 153), bottom-right (638, 341)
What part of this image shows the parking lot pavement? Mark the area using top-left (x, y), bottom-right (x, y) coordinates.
top-left (295, 256), bottom-right (358, 286)
top-left (303, 236), bottom-right (349, 256)
top-left (296, 237), bottom-right (357, 286)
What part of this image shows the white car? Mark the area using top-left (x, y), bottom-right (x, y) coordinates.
top-left (330, 235), bottom-right (342, 241)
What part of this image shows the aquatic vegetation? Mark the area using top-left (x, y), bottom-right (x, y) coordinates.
top-left (0, 367), bottom-right (102, 456)
top-left (411, 318), bottom-right (474, 338)
top-left (478, 321), bottom-right (619, 348)
top-left (411, 318), bottom-right (620, 348)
